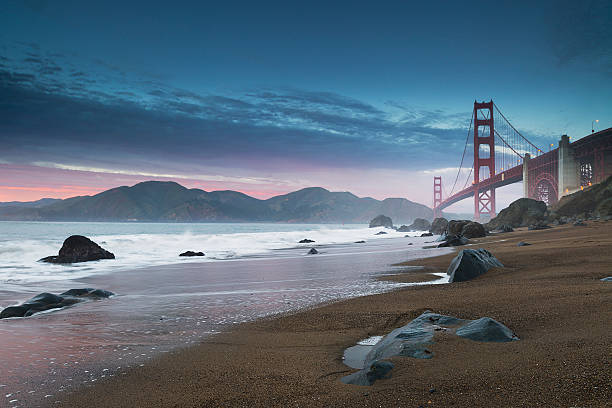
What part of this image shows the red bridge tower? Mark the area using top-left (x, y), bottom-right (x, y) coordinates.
top-left (473, 101), bottom-right (496, 220)
top-left (433, 176), bottom-right (442, 218)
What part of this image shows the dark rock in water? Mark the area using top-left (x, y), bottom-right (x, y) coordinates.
top-left (407, 242), bottom-right (413, 245)
top-left (528, 223), bottom-right (551, 230)
top-left (375, 231), bottom-right (388, 235)
top-left (408, 218), bottom-right (431, 231)
top-left (456, 317), bottom-right (519, 342)
top-left (341, 311), bottom-right (518, 386)
top-left (342, 360), bottom-right (394, 386)
top-left (0, 288), bottom-right (115, 319)
top-left (446, 248), bottom-right (503, 283)
top-left (517, 241), bottom-right (531, 247)
top-left (461, 221), bottom-right (486, 238)
top-left (308, 248), bottom-right (318, 255)
top-left (298, 239), bottom-right (315, 243)
top-left (420, 232), bottom-right (433, 237)
top-left (446, 220), bottom-right (471, 236)
top-left (601, 277), bottom-right (612, 282)
top-left (486, 198), bottom-right (547, 230)
top-left (429, 217), bottom-right (448, 235)
top-left (60, 288), bottom-right (114, 298)
top-left (40, 235), bottom-right (115, 264)
top-left (496, 224), bottom-right (514, 233)
top-left (354, 240), bottom-right (366, 243)
top-left (573, 220), bottom-right (587, 226)
top-left (179, 251), bottom-right (205, 257)
top-left (396, 225), bottom-right (410, 232)
top-left (369, 215), bottom-right (393, 228)
top-left (437, 234), bottom-right (469, 247)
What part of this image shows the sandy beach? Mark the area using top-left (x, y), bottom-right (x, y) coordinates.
top-left (59, 221), bottom-right (612, 407)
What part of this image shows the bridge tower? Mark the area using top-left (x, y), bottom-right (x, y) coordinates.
top-left (473, 101), bottom-right (496, 221)
top-left (433, 176), bottom-right (442, 218)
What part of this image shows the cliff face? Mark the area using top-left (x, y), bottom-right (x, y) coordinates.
top-left (0, 181), bottom-right (433, 223)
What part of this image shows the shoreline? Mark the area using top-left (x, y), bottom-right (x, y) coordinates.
top-left (56, 222), bottom-right (612, 406)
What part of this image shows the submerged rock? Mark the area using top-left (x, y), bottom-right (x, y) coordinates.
top-left (179, 251), bottom-right (205, 257)
top-left (420, 232), bottom-right (433, 237)
top-left (429, 217), bottom-right (449, 235)
top-left (341, 311), bottom-right (518, 386)
top-left (40, 235), bottom-right (115, 264)
top-left (0, 288), bottom-right (115, 319)
top-left (375, 231), bottom-right (388, 235)
top-left (298, 239), bottom-right (315, 243)
top-left (354, 240), bottom-right (366, 244)
top-left (307, 248), bottom-right (318, 255)
top-left (369, 215), bottom-right (393, 228)
top-left (446, 248), bottom-right (503, 283)
top-left (437, 234), bottom-right (469, 247)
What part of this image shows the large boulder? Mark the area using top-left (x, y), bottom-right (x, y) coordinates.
top-left (461, 221), bottom-right (486, 238)
top-left (369, 215), bottom-right (393, 228)
top-left (40, 235), bottom-right (115, 264)
top-left (0, 288), bottom-right (114, 319)
top-left (429, 217), bottom-right (448, 235)
top-left (486, 198), bottom-right (547, 230)
top-left (446, 220), bottom-right (471, 236)
top-left (407, 218), bottom-right (431, 231)
top-left (446, 248), bottom-right (503, 283)
top-left (455, 317), bottom-right (519, 342)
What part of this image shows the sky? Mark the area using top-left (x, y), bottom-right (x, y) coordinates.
top-left (0, 0), bottom-right (611, 212)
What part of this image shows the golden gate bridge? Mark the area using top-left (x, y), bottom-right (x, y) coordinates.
top-left (433, 100), bottom-right (612, 220)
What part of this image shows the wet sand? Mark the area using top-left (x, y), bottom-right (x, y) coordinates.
top-left (60, 222), bottom-right (612, 407)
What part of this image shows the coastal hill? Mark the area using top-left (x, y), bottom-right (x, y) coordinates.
top-left (0, 181), bottom-right (433, 223)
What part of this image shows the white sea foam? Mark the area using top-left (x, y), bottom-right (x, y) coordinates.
top-left (0, 222), bottom-right (427, 285)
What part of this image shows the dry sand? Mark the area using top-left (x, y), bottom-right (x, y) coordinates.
top-left (60, 222), bottom-right (612, 407)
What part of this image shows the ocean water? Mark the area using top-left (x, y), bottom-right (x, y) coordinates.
top-left (0, 221), bottom-right (450, 407)
top-left (0, 221), bottom-right (421, 287)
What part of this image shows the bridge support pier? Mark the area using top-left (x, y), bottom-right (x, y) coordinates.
top-left (558, 134), bottom-right (580, 200)
top-left (522, 153), bottom-right (530, 198)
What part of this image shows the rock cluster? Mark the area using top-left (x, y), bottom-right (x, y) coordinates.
top-left (40, 235), bottom-right (115, 264)
top-left (0, 288), bottom-right (114, 319)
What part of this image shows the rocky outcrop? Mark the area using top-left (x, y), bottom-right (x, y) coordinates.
top-left (429, 217), bottom-right (448, 235)
top-left (179, 251), bottom-right (205, 257)
top-left (437, 235), bottom-right (469, 247)
top-left (446, 248), bottom-right (503, 283)
top-left (341, 311), bottom-right (518, 386)
top-left (548, 175), bottom-right (612, 221)
top-left (0, 288), bottom-right (114, 319)
top-left (407, 218), bottom-right (431, 231)
top-left (369, 214), bottom-right (393, 228)
top-left (486, 198), bottom-right (547, 230)
top-left (40, 235), bottom-right (115, 264)
top-left (298, 239), bottom-right (315, 243)
top-left (495, 224), bottom-right (514, 233)
top-left (461, 221), bottom-right (486, 238)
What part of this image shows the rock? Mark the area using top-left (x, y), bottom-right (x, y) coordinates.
top-left (429, 217), bottom-right (448, 235)
top-left (486, 198), bottom-right (547, 230)
top-left (517, 241), bottom-right (531, 247)
top-left (308, 248), bottom-right (318, 255)
top-left (354, 240), bottom-right (366, 244)
top-left (455, 317), bottom-right (519, 342)
top-left (446, 248), bottom-right (503, 283)
top-left (437, 234), bottom-right (469, 247)
top-left (341, 311), bottom-right (518, 386)
top-left (369, 215), bottom-right (393, 228)
top-left (298, 239), bottom-right (315, 243)
top-left (420, 232), bottom-right (433, 237)
top-left (40, 235), bottom-right (115, 264)
top-left (528, 223), bottom-right (551, 230)
top-left (396, 225), bottom-right (410, 232)
top-left (461, 221), bottom-right (486, 238)
top-left (601, 277), bottom-right (612, 282)
top-left (407, 218), bottom-right (431, 231)
top-left (573, 220), bottom-right (587, 226)
top-left (375, 231), bottom-right (387, 235)
top-left (179, 251), bottom-right (205, 257)
top-left (342, 360), bottom-right (394, 386)
top-left (446, 220), bottom-right (471, 236)
top-left (496, 224), bottom-right (514, 233)
top-left (0, 288), bottom-right (114, 319)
